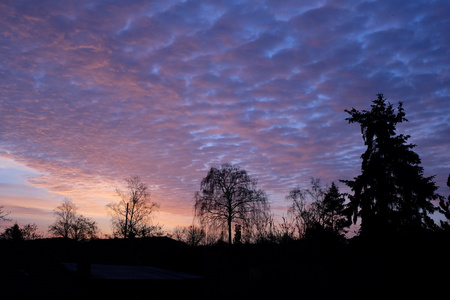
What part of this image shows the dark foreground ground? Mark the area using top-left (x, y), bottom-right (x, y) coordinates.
top-left (1, 233), bottom-right (449, 299)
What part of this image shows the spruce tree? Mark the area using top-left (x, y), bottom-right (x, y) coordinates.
top-left (342, 94), bottom-right (438, 237)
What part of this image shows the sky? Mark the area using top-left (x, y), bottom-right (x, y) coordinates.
top-left (1, 0), bottom-right (449, 236)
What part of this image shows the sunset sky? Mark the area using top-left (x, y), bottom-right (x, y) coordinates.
top-left (1, 0), bottom-right (449, 236)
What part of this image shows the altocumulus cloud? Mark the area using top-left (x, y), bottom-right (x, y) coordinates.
top-left (0, 0), bottom-right (449, 231)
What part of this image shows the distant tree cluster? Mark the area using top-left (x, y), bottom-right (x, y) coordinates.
top-left (1, 222), bottom-right (42, 241)
top-left (173, 225), bottom-right (206, 246)
top-left (0, 206), bottom-right (43, 241)
top-left (192, 164), bottom-right (350, 245)
top-left (190, 94), bottom-right (448, 245)
top-left (287, 179), bottom-right (349, 239)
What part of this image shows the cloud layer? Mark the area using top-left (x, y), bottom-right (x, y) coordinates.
top-left (1, 0), bottom-right (449, 232)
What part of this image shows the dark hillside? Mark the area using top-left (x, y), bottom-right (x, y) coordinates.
top-left (0, 239), bottom-right (83, 299)
top-left (1, 233), bottom-right (449, 299)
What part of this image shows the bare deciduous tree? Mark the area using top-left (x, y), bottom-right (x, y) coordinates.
top-left (71, 215), bottom-right (99, 241)
top-left (49, 198), bottom-right (77, 239)
top-left (194, 163), bottom-right (270, 245)
top-left (107, 176), bottom-right (160, 239)
top-left (287, 178), bottom-right (325, 238)
top-left (48, 198), bottom-right (98, 241)
top-left (22, 223), bottom-right (43, 240)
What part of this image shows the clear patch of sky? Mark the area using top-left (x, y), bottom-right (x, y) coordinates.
top-left (0, 157), bottom-right (64, 205)
top-left (0, 157), bottom-right (40, 185)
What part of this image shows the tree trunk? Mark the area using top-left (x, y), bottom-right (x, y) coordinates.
top-left (124, 203), bottom-right (129, 239)
top-left (227, 216), bottom-right (232, 245)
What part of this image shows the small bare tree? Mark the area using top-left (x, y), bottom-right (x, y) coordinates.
top-left (107, 176), bottom-right (160, 239)
top-left (48, 198), bottom-right (99, 240)
top-left (22, 223), bottom-right (43, 240)
top-left (48, 198), bottom-right (77, 239)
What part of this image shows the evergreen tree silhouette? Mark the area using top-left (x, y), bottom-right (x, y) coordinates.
top-left (342, 94), bottom-right (438, 237)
